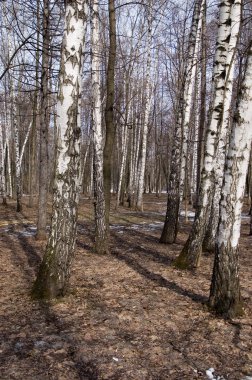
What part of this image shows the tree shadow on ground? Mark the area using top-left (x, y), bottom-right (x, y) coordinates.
top-left (112, 249), bottom-right (207, 304)
top-left (0, 228), bottom-right (100, 380)
top-left (38, 300), bottom-right (100, 380)
top-left (18, 234), bottom-right (42, 269)
top-left (111, 232), bottom-right (207, 305)
top-left (75, 220), bottom-right (207, 304)
top-left (1, 233), bottom-right (40, 281)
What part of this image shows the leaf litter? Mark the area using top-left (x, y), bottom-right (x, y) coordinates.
top-left (0, 194), bottom-right (251, 379)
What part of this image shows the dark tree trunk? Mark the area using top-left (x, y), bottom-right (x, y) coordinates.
top-left (29, 0), bottom-right (40, 208)
top-left (209, 244), bottom-right (243, 317)
top-left (103, 0), bottom-right (116, 237)
top-left (159, 105), bottom-right (182, 243)
top-left (195, 0), bottom-right (206, 208)
top-left (36, 0), bottom-right (50, 240)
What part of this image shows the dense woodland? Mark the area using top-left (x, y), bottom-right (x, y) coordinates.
top-left (0, 0), bottom-right (252, 377)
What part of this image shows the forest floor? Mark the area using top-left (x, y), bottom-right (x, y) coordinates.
top-left (0, 194), bottom-right (251, 380)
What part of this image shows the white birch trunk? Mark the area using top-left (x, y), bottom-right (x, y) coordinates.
top-left (128, 90), bottom-right (141, 208)
top-left (20, 121), bottom-right (33, 165)
top-left (79, 137), bottom-right (90, 192)
top-left (32, 0), bottom-right (87, 299)
top-left (175, 0), bottom-right (239, 268)
top-left (0, 125), bottom-right (6, 204)
top-left (180, 0), bottom-right (205, 198)
top-left (13, 101), bottom-right (22, 212)
top-left (203, 0), bottom-right (241, 251)
top-left (37, 0), bottom-right (50, 240)
top-left (4, 99), bottom-right (12, 199)
top-left (160, 0), bottom-right (203, 243)
top-left (6, 140), bottom-right (12, 198)
top-left (13, 107), bottom-right (33, 212)
top-left (209, 42), bottom-right (252, 317)
top-left (3, 1), bottom-right (14, 199)
top-left (91, 0), bottom-right (107, 253)
top-left (136, 5), bottom-right (153, 211)
top-left (116, 69), bottom-right (133, 208)
top-left (116, 122), bottom-right (129, 208)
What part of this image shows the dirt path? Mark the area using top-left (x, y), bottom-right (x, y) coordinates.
top-left (0, 196), bottom-right (251, 379)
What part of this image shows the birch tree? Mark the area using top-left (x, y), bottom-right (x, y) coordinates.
top-left (195, 0), bottom-right (207, 207)
top-left (13, 108), bottom-right (33, 212)
top-left (36, 0), bottom-right (50, 240)
top-left (32, 0), bottom-right (87, 299)
top-left (160, 0), bottom-right (203, 243)
top-left (203, 0), bottom-right (241, 251)
top-left (29, 0), bottom-right (40, 208)
top-left (209, 41), bottom-right (252, 317)
top-left (91, 0), bottom-right (107, 253)
top-left (103, 0), bottom-right (116, 237)
top-left (180, 0), bottom-right (204, 198)
top-left (175, 0), bottom-right (241, 268)
top-left (136, 1), bottom-right (153, 211)
top-left (0, 124), bottom-right (7, 205)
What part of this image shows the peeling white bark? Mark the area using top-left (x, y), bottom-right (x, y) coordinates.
top-left (136, 4), bottom-right (153, 210)
top-left (180, 0), bottom-right (205, 195)
top-left (13, 100), bottom-right (22, 212)
top-left (33, 0), bottom-right (88, 298)
top-left (218, 45), bottom-right (252, 247)
top-left (91, 0), bottom-right (107, 252)
top-left (209, 42), bottom-right (252, 318)
top-left (203, 0), bottom-right (241, 250)
top-left (0, 125), bottom-right (5, 200)
top-left (175, 0), bottom-right (240, 268)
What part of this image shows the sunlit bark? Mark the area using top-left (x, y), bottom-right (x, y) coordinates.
top-left (37, 0), bottom-right (50, 240)
top-left (160, 0), bottom-right (203, 243)
top-left (175, 0), bottom-right (241, 268)
top-left (91, 0), bottom-right (107, 253)
top-left (209, 42), bottom-right (252, 317)
top-left (203, 0), bottom-right (241, 251)
top-left (136, 2), bottom-right (153, 211)
top-left (32, 0), bottom-right (87, 299)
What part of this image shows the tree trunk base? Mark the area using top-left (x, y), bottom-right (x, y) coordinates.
top-left (159, 233), bottom-right (176, 244)
top-left (202, 240), bottom-right (215, 253)
top-left (174, 239), bottom-right (201, 269)
top-left (32, 264), bottom-right (65, 300)
top-left (209, 244), bottom-right (244, 318)
top-left (95, 239), bottom-right (109, 254)
top-left (16, 202), bottom-right (22, 213)
top-left (159, 219), bottom-right (178, 245)
top-left (36, 230), bottom-right (47, 241)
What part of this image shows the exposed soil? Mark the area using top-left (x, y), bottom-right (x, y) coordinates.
top-left (0, 194), bottom-right (251, 380)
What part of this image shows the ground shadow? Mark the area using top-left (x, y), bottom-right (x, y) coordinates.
top-left (111, 233), bottom-right (207, 304)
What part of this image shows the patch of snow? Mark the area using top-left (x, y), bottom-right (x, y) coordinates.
top-left (28, 226), bottom-right (37, 231)
top-left (0, 228), bottom-right (10, 233)
top-left (206, 368), bottom-right (215, 379)
top-left (130, 224), bottom-right (141, 230)
top-left (180, 210), bottom-right (195, 218)
top-left (18, 231), bottom-right (36, 237)
top-left (145, 222), bottom-right (163, 230)
top-left (110, 225), bottom-right (126, 230)
top-left (18, 225), bottom-right (37, 237)
top-left (205, 368), bottom-right (227, 380)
